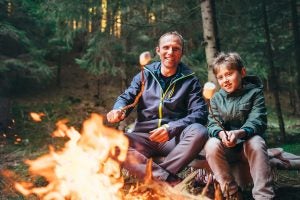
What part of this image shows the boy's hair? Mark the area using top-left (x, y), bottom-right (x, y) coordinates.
top-left (158, 31), bottom-right (184, 51)
top-left (212, 52), bottom-right (244, 75)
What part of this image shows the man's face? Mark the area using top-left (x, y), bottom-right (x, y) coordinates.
top-left (216, 64), bottom-right (246, 93)
top-left (156, 34), bottom-right (183, 69)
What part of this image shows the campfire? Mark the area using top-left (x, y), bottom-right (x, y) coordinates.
top-left (14, 113), bottom-right (128, 199)
top-left (11, 113), bottom-right (210, 199)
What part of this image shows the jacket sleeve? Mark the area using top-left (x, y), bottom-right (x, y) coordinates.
top-left (240, 89), bottom-right (267, 138)
top-left (207, 96), bottom-right (223, 138)
top-left (113, 72), bottom-right (142, 115)
top-left (167, 78), bottom-right (208, 138)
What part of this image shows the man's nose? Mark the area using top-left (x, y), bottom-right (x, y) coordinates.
top-left (167, 48), bottom-right (174, 54)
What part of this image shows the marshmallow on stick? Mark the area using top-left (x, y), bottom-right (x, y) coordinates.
top-left (203, 81), bottom-right (230, 141)
top-left (203, 82), bottom-right (216, 99)
top-left (121, 51), bottom-right (152, 112)
top-left (139, 51), bottom-right (152, 67)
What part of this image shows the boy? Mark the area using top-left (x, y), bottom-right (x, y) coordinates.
top-left (205, 52), bottom-right (275, 199)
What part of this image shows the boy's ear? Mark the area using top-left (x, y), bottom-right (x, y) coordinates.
top-left (241, 67), bottom-right (246, 78)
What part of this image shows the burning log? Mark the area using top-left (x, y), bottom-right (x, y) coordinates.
top-left (125, 159), bottom-right (211, 200)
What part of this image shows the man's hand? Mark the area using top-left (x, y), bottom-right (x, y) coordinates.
top-left (106, 109), bottom-right (125, 123)
top-left (149, 126), bottom-right (169, 143)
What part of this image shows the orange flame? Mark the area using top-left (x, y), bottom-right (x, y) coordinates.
top-left (15, 113), bottom-right (128, 199)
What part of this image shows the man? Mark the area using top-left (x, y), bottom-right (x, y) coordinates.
top-left (107, 31), bottom-right (208, 186)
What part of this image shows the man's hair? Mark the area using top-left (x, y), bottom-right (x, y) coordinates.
top-left (157, 31), bottom-right (184, 51)
top-left (212, 52), bottom-right (244, 75)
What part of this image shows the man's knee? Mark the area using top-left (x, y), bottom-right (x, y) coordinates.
top-left (183, 123), bottom-right (208, 139)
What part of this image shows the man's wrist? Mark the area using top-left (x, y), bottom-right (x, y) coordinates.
top-left (162, 124), bottom-right (170, 131)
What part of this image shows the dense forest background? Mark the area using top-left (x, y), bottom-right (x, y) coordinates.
top-left (0, 0), bottom-right (300, 199)
top-left (1, 0), bottom-right (299, 124)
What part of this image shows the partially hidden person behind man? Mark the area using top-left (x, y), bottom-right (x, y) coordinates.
top-left (106, 31), bottom-right (208, 186)
top-left (205, 52), bottom-right (275, 199)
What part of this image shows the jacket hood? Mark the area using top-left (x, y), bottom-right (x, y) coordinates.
top-left (220, 75), bottom-right (263, 97)
top-left (242, 75), bottom-right (263, 90)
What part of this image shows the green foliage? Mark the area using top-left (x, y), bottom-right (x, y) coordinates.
top-left (216, 0), bottom-right (296, 91)
top-left (75, 33), bottom-right (123, 76)
top-left (0, 22), bottom-right (31, 49)
top-left (0, 1), bottom-right (56, 93)
top-left (181, 49), bottom-right (208, 83)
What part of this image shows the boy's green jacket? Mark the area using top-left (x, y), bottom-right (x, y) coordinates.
top-left (208, 75), bottom-right (267, 140)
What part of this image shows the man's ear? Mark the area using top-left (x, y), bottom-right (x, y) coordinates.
top-left (241, 67), bottom-right (246, 78)
top-left (155, 46), bottom-right (160, 55)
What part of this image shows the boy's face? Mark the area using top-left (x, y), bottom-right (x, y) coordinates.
top-left (215, 64), bottom-right (246, 93)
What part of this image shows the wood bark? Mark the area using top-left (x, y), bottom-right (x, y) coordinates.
top-left (200, 0), bottom-right (220, 85)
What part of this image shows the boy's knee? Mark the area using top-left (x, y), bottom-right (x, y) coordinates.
top-left (205, 138), bottom-right (222, 155)
top-left (245, 135), bottom-right (267, 151)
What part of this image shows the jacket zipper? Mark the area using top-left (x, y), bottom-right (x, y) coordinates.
top-left (145, 68), bottom-right (194, 127)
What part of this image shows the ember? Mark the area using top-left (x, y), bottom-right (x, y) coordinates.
top-left (29, 112), bottom-right (45, 122)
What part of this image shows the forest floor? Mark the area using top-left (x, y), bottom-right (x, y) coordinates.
top-left (0, 63), bottom-right (300, 199)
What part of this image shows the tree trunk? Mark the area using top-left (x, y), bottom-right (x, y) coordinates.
top-left (290, 0), bottom-right (300, 108)
top-left (262, 0), bottom-right (286, 141)
top-left (200, 0), bottom-right (220, 85)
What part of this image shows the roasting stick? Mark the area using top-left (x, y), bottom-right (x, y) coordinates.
top-left (203, 82), bottom-right (229, 142)
top-left (120, 51), bottom-right (152, 112)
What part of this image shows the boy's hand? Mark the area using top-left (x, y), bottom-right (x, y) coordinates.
top-left (149, 126), bottom-right (169, 143)
top-left (106, 109), bottom-right (126, 123)
top-left (219, 130), bottom-right (246, 148)
top-left (219, 131), bottom-right (236, 147)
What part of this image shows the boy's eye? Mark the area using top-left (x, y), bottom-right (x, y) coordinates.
top-left (225, 72), bottom-right (233, 78)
